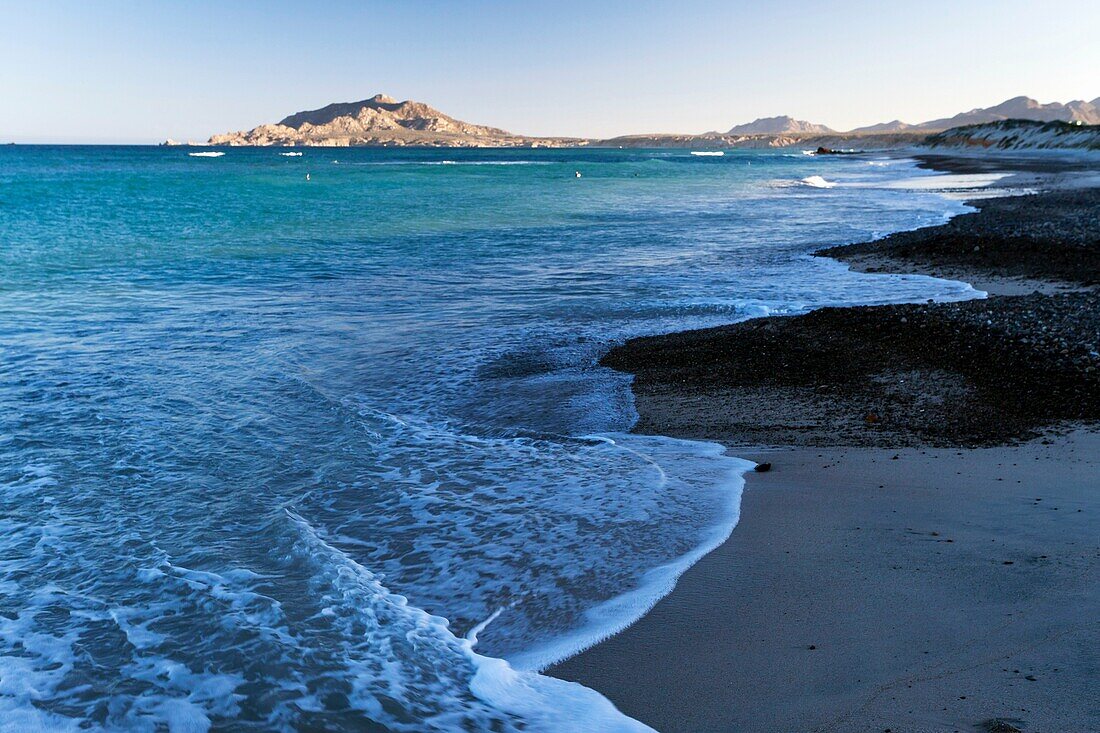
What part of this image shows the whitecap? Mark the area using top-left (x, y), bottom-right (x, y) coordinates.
top-left (799, 175), bottom-right (836, 188)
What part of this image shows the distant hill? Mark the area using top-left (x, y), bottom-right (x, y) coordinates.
top-left (202, 92), bottom-right (1100, 149)
top-left (847, 120), bottom-right (914, 134)
top-left (599, 131), bottom-right (926, 150)
top-left (851, 96), bottom-right (1100, 134)
top-left (916, 96), bottom-right (1100, 130)
top-left (207, 94), bottom-right (580, 147)
top-left (727, 116), bottom-right (833, 135)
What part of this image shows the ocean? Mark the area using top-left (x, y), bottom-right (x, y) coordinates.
top-left (0, 146), bottom-right (979, 731)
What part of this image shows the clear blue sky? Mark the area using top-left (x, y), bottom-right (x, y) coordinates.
top-left (2, 0), bottom-right (1098, 143)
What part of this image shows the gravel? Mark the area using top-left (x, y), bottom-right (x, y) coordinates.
top-left (603, 185), bottom-right (1100, 447)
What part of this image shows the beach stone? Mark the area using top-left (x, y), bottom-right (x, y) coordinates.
top-left (601, 186), bottom-right (1100, 448)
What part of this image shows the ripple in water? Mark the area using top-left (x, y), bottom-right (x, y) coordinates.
top-left (0, 146), bottom-right (980, 730)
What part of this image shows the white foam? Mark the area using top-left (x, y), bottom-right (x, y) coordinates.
top-left (507, 434), bottom-right (755, 671)
top-left (799, 175), bottom-right (836, 188)
top-left (885, 172), bottom-right (1010, 191)
top-left (0, 702), bottom-right (84, 733)
top-left (766, 174), bottom-right (840, 189)
top-left (285, 510), bottom-right (656, 732)
top-left (467, 653), bottom-right (655, 733)
top-left (690, 151), bottom-right (724, 157)
top-left (278, 152), bottom-right (303, 157)
top-left (188, 151), bottom-right (224, 158)
top-left (335, 160), bottom-right (551, 167)
top-left (420, 160), bottom-right (551, 166)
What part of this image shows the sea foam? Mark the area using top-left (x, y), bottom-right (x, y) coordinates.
top-left (507, 435), bottom-right (755, 672)
top-left (800, 175), bottom-right (836, 188)
top-left (285, 510), bottom-right (656, 732)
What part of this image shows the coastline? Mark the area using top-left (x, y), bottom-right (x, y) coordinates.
top-left (549, 153), bottom-right (1100, 732)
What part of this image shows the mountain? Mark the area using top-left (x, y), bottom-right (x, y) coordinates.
top-left (848, 119), bottom-right (914, 134)
top-left (207, 94), bottom-right (577, 147)
top-left (917, 95), bottom-right (1100, 130)
top-left (1068, 98), bottom-right (1100, 124)
top-left (204, 92), bottom-right (1100, 148)
top-left (726, 116), bottom-right (834, 135)
top-left (851, 96), bottom-right (1100, 134)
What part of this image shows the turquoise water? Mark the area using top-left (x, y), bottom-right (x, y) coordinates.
top-left (0, 146), bottom-right (977, 731)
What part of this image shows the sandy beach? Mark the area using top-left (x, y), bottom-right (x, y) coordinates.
top-left (550, 157), bottom-right (1100, 732)
top-left (551, 435), bottom-right (1099, 732)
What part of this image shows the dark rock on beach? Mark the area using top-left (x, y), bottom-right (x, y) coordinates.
top-left (818, 186), bottom-right (1100, 287)
top-left (604, 290), bottom-right (1100, 446)
top-left (602, 185), bottom-right (1100, 447)
top-left (814, 146), bottom-right (858, 155)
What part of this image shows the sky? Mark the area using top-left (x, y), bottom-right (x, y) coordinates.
top-left (2, 0), bottom-right (1098, 143)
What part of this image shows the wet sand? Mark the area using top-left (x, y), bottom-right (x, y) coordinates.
top-left (550, 435), bottom-right (1100, 733)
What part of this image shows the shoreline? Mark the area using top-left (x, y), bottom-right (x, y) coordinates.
top-left (549, 153), bottom-right (1100, 731)
top-left (551, 434), bottom-right (1100, 733)
top-left (592, 168), bottom-right (1100, 449)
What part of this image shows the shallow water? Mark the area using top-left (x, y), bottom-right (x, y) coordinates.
top-left (0, 146), bottom-right (978, 731)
